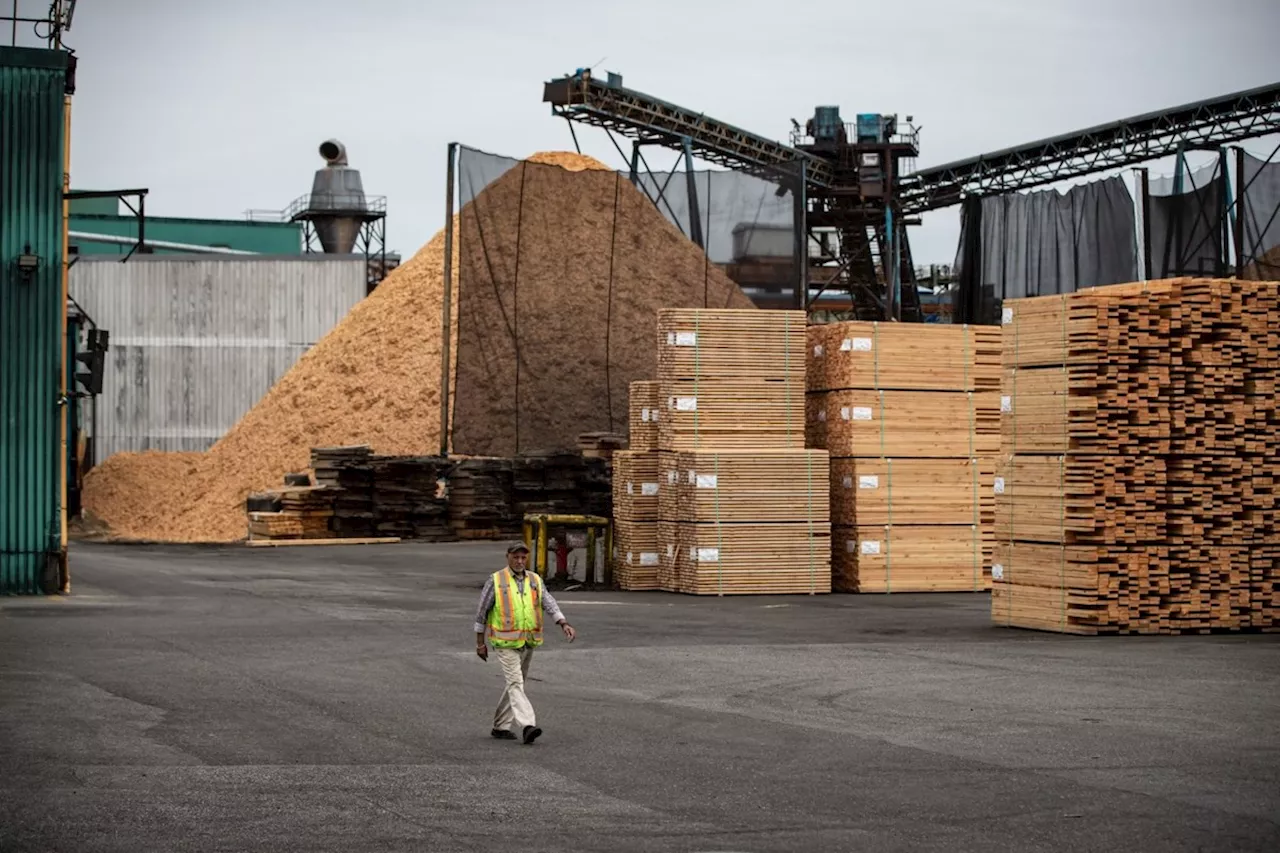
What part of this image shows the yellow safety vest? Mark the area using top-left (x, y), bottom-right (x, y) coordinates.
top-left (486, 569), bottom-right (544, 649)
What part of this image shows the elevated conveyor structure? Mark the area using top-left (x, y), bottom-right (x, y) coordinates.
top-left (544, 70), bottom-right (1280, 320)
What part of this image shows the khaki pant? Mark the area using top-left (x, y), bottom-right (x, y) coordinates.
top-left (493, 645), bottom-right (536, 731)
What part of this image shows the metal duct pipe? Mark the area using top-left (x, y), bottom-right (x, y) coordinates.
top-left (68, 231), bottom-right (260, 255)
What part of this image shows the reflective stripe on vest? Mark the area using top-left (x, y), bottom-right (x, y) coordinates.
top-left (487, 569), bottom-right (544, 648)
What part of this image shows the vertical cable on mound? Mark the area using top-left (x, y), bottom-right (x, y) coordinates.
top-left (605, 173), bottom-right (621, 434)
top-left (1059, 294), bottom-right (1069, 631)
top-left (512, 161), bottom-right (528, 454)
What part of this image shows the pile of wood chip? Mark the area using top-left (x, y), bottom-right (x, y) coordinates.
top-left (82, 151), bottom-right (755, 542)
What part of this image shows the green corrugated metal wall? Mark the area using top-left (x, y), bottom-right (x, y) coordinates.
top-left (0, 47), bottom-right (69, 594)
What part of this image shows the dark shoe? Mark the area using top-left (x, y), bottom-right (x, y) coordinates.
top-left (522, 725), bottom-right (542, 745)
top-left (491, 728), bottom-right (516, 740)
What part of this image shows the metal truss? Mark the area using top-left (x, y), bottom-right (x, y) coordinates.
top-left (902, 81), bottom-right (1280, 213)
top-left (543, 71), bottom-right (824, 185)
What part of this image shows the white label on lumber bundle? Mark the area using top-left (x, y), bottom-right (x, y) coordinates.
top-left (818, 409), bottom-right (827, 421)
top-left (993, 477), bottom-right (1005, 494)
top-left (842, 406), bottom-right (872, 421)
top-left (667, 470), bottom-right (678, 484)
top-left (639, 552), bottom-right (659, 566)
top-left (695, 474), bottom-right (718, 489)
top-left (861, 540), bottom-right (882, 555)
top-left (641, 407), bottom-right (651, 422)
top-left (1000, 395), bottom-right (1012, 413)
top-left (693, 547), bottom-right (720, 562)
top-left (813, 344), bottom-right (824, 357)
top-left (841, 337), bottom-right (873, 352)
top-left (1001, 307), bottom-right (1014, 325)
top-left (641, 482), bottom-right (659, 496)
top-left (626, 481), bottom-right (634, 495)
top-left (859, 475), bottom-right (880, 489)
top-left (841, 475), bottom-right (853, 489)
top-left (667, 543), bottom-right (674, 557)
top-left (674, 331), bottom-right (697, 347)
top-left (992, 563), bottom-right (1004, 580)
top-left (674, 396), bottom-right (698, 412)
top-left (846, 539), bottom-right (857, 552)
top-left (626, 551), bottom-right (634, 564)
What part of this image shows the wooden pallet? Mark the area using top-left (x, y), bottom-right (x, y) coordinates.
top-left (663, 521), bottom-right (831, 595)
top-left (831, 458), bottom-right (994, 527)
top-left (612, 450), bottom-right (661, 522)
top-left (659, 449), bottom-right (829, 523)
top-left (628, 381), bottom-right (662, 452)
top-left (832, 524), bottom-right (991, 593)
top-left (996, 278), bottom-right (1280, 634)
top-left (807, 321), bottom-right (1002, 393)
top-left (657, 308), bottom-right (806, 383)
top-left (614, 519), bottom-right (660, 591)
top-left (806, 390), bottom-right (1000, 458)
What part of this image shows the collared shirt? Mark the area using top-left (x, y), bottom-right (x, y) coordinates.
top-left (473, 570), bottom-right (565, 635)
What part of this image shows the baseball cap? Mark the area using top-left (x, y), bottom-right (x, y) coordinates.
top-left (507, 542), bottom-right (530, 554)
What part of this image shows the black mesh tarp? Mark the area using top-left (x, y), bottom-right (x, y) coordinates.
top-left (449, 146), bottom-right (797, 457)
top-left (953, 175), bottom-right (1139, 324)
top-left (1241, 151), bottom-right (1280, 279)
top-left (1147, 160), bottom-right (1228, 279)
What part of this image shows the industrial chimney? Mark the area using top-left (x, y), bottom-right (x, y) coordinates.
top-left (306, 139), bottom-right (368, 254)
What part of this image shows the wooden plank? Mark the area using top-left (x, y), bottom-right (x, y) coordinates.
top-left (246, 537), bottom-right (401, 547)
top-left (666, 521), bottom-right (831, 595)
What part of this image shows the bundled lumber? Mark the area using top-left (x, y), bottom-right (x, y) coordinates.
top-left (577, 431), bottom-right (627, 460)
top-left (807, 322), bottom-right (1001, 393)
top-left (806, 319), bottom-right (1001, 593)
top-left (833, 524), bottom-right (990, 593)
top-left (448, 458), bottom-right (516, 539)
top-left (640, 309), bottom-right (828, 595)
top-left (513, 452), bottom-right (611, 519)
top-left (247, 485), bottom-right (338, 541)
top-left (663, 521), bottom-right (831, 595)
top-left (995, 278), bottom-right (1280, 634)
top-left (612, 450), bottom-right (660, 522)
top-left (657, 308), bottom-right (806, 451)
top-left (368, 456), bottom-right (452, 540)
top-left (831, 458), bottom-right (992, 527)
top-left (311, 445), bottom-right (372, 487)
top-left (661, 450), bottom-right (829, 523)
top-left (628, 381), bottom-right (662, 452)
top-left (808, 390), bottom-right (1000, 458)
top-left (615, 519), bottom-right (660, 591)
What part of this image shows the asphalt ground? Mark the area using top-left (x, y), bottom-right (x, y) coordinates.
top-left (1, 541), bottom-right (1277, 852)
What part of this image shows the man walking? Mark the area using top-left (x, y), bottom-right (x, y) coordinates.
top-left (474, 542), bottom-right (576, 744)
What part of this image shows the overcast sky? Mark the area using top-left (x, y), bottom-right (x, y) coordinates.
top-left (22, 0), bottom-right (1280, 264)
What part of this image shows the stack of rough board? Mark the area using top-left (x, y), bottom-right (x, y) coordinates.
top-left (655, 309), bottom-right (830, 595)
top-left (994, 278), bottom-right (1279, 634)
top-left (612, 382), bottom-right (663, 590)
top-left (247, 485), bottom-right (338, 540)
top-left (806, 322), bottom-right (1001, 592)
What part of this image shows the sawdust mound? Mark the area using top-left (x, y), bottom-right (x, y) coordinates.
top-left (81, 150), bottom-right (754, 543)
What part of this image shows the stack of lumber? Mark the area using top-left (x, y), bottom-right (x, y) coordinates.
top-left (311, 446), bottom-right (375, 537)
top-left (613, 382), bottom-right (664, 590)
top-left (653, 309), bottom-right (830, 595)
top-left (807, 321), bottom-right (1001, 593)
top-left (628, 380), bottom-right (661, 451)
top-left (994, 278), bottom-right (1279, 634)
top-left (577, 431), bottom-right (627, 460)
top-left (247, 485), bottom-right (338, 541)
top-left (368, 456), bottom-right (452, 540)
top-left (512, 452), bottom-right (611, 519)
top-left (448, 458), bottom-right (517, 539)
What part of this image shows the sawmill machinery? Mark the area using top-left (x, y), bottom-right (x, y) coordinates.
top-left (542, 70), bottom-right (1280, 322)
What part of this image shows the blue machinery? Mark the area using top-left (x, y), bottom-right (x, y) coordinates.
top-left (543, 70), bottom-right (1280, 321)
